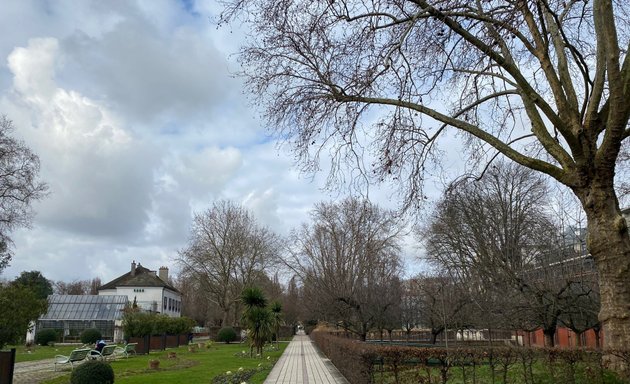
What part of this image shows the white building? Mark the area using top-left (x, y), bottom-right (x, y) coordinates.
top-left (98, 261), bottom-right (182, 318)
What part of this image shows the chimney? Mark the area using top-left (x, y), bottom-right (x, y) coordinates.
top-left (159, 266), bottom-right (168, 282)
top-left (131, 260), bottom-right (137, 276)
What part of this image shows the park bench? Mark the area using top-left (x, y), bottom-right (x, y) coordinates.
top-left (114, 342), bottom-right (137, 358)
top-left (90, 344), bottom-right (118, 361)
top-left (54, 348), bottom-right (91, 371)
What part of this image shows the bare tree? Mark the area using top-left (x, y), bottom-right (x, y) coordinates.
top-left (89, 277), bottom-right (101, 295)
top-left (423, 162), bottom-right (598, 346)
top-left (373, 275), bottom-right (404, 341)
top-left (281, 275), bottom-right (303, 329)
top-left (54, 278), bottom-right (102, 295)
top-left (0, 116), bottom-right (48, 271)
top-left (412, 273), bottom-right (471, 344)
top-left (400, 278), bottom-right (424, 342)
top-left (287, 198), bottom-right (403, 341)
top-left (561, 277), bottom-right (601, 347)
top-left (174, 269), bottom-right (212, 326)
top-left (54, 280), bottom-right (89, 295)
top-left (178, 200), bottom-right (282, 326)
top-left (222, 0), bottom-right (630, 369)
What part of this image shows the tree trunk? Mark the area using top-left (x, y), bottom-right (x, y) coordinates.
top-left (575, 331), bottom-right (583, 347)
top-left (543, 328), bottom-right (555, 348)
top-left (577, 184), bottom-right (630, 374)
top-left (431, 331), bottom-right (439, 345)
top-left (222, 310), bottom-right (230, 327)
top-left (593, 327), bottom-right (601, 349)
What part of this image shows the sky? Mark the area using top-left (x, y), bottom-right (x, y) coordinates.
top-left (0, 0), bottom-right (462, 285)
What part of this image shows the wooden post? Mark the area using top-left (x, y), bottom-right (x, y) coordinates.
top-left (0, 348), bottom-right (16, 384)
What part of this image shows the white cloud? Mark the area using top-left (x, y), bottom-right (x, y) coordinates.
top-left (0, 1), bottom-right (423, 283)
top-left (3, 37), bottom-right (158, 240)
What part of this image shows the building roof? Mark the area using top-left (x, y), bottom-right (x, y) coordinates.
top-left (41, 295), bottom-right (128, 321)
top-left (98, 263), bottom-right (180, 293)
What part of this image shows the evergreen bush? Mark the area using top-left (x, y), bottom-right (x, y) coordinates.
top-left (216, 327), bottom-right (237, 343)
top-left (80, 328), bottom-right (102, 344)
top-left (70, 360), bottom-right (114, 384)
top-left (35, 329), bottom-right (58, 346)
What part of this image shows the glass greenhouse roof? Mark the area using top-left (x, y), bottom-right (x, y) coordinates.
top-left (41, 295), bottom-right (128, 321)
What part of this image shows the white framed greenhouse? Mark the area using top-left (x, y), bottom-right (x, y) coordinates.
top-left (36, 295), bottom-right (128, 342)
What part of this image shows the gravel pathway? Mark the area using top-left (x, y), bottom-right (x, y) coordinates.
top-left (12, 358), bottom-right (71, 384)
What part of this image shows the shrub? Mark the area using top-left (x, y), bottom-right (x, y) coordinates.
top-left (167, 316), bottom-right (196, 334)
top-left (152, 314), bottom-right (170, 335)
top-left (70, 360), bottom-right (114, 384)
top-left (216, 327), bottom-right (237, 343)
top-left (121, 311), bottom-right (154, 337)
top-left (122, 311), bottom-right (196, 337)
top-left (80, 328), bottom-right (102, 344)
top-left (35, 329), bottom-right (58, 346)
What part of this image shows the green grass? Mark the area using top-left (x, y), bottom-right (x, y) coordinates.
top-left (42, 342), bottom-right (288, 384)
top-left (6, 344), bottom-right (83, 363)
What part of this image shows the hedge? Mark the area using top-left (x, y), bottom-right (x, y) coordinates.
top-left (122, 312), bottom-right (196, 338)
top-left (310, 330), bottom-right (625, 384)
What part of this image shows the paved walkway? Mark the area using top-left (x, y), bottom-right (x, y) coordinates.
top-left (264, 332), bottom-right (349, 384)
top-left (12, 358), bottom-right (67, 384)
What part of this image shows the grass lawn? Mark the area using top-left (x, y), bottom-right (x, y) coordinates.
top-left (42, 341), bottom-right (288, 384)
top-left (5, 344), bottom-right (83, 363)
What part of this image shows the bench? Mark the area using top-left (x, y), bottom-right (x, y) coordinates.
top-left (114, 342), bottom-right (137, 358)
top-left (54, 348), bottom-right (91, 371)
top-left (90, 344), bottom-right (118, 361)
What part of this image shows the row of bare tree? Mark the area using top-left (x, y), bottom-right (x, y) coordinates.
top-left (175, 162), bottom-right (600, 349)
top-left (420, 162), bottom-right (600, 347)
top-left (217, 0), bottom-right (630, 373)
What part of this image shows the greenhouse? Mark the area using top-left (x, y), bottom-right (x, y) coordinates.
top-left (36, 295), bottom-right (128, 342)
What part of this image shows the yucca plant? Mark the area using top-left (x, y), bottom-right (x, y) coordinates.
top-left (241, 287), bottom-right (273, 357)
top-left (269, 301), bottom-right (283, 348)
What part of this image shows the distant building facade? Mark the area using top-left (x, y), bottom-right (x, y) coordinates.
top-left (98, 261), bottom-right (182, 317)
top-left (32, 262), bottom-right (182, 343)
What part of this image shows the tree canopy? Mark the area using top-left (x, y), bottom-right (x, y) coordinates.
top-left (12, 270), bottom-right (53, 301)
top-left (423, 161), bottom-right (600, 346)
top-left (178, 200), bottom-right (282, 326)
top-left (0, 284), bottom-right (47, 349)
top-left (287, 198), bottom-right (403, 340)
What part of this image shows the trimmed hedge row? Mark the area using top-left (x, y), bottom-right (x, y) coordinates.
top-left (310, 330), bottom-right (624, 384)
top-left (122, 312), bottom-right (196, 338)
top-left (310, 331), bottom-right (377, 383)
